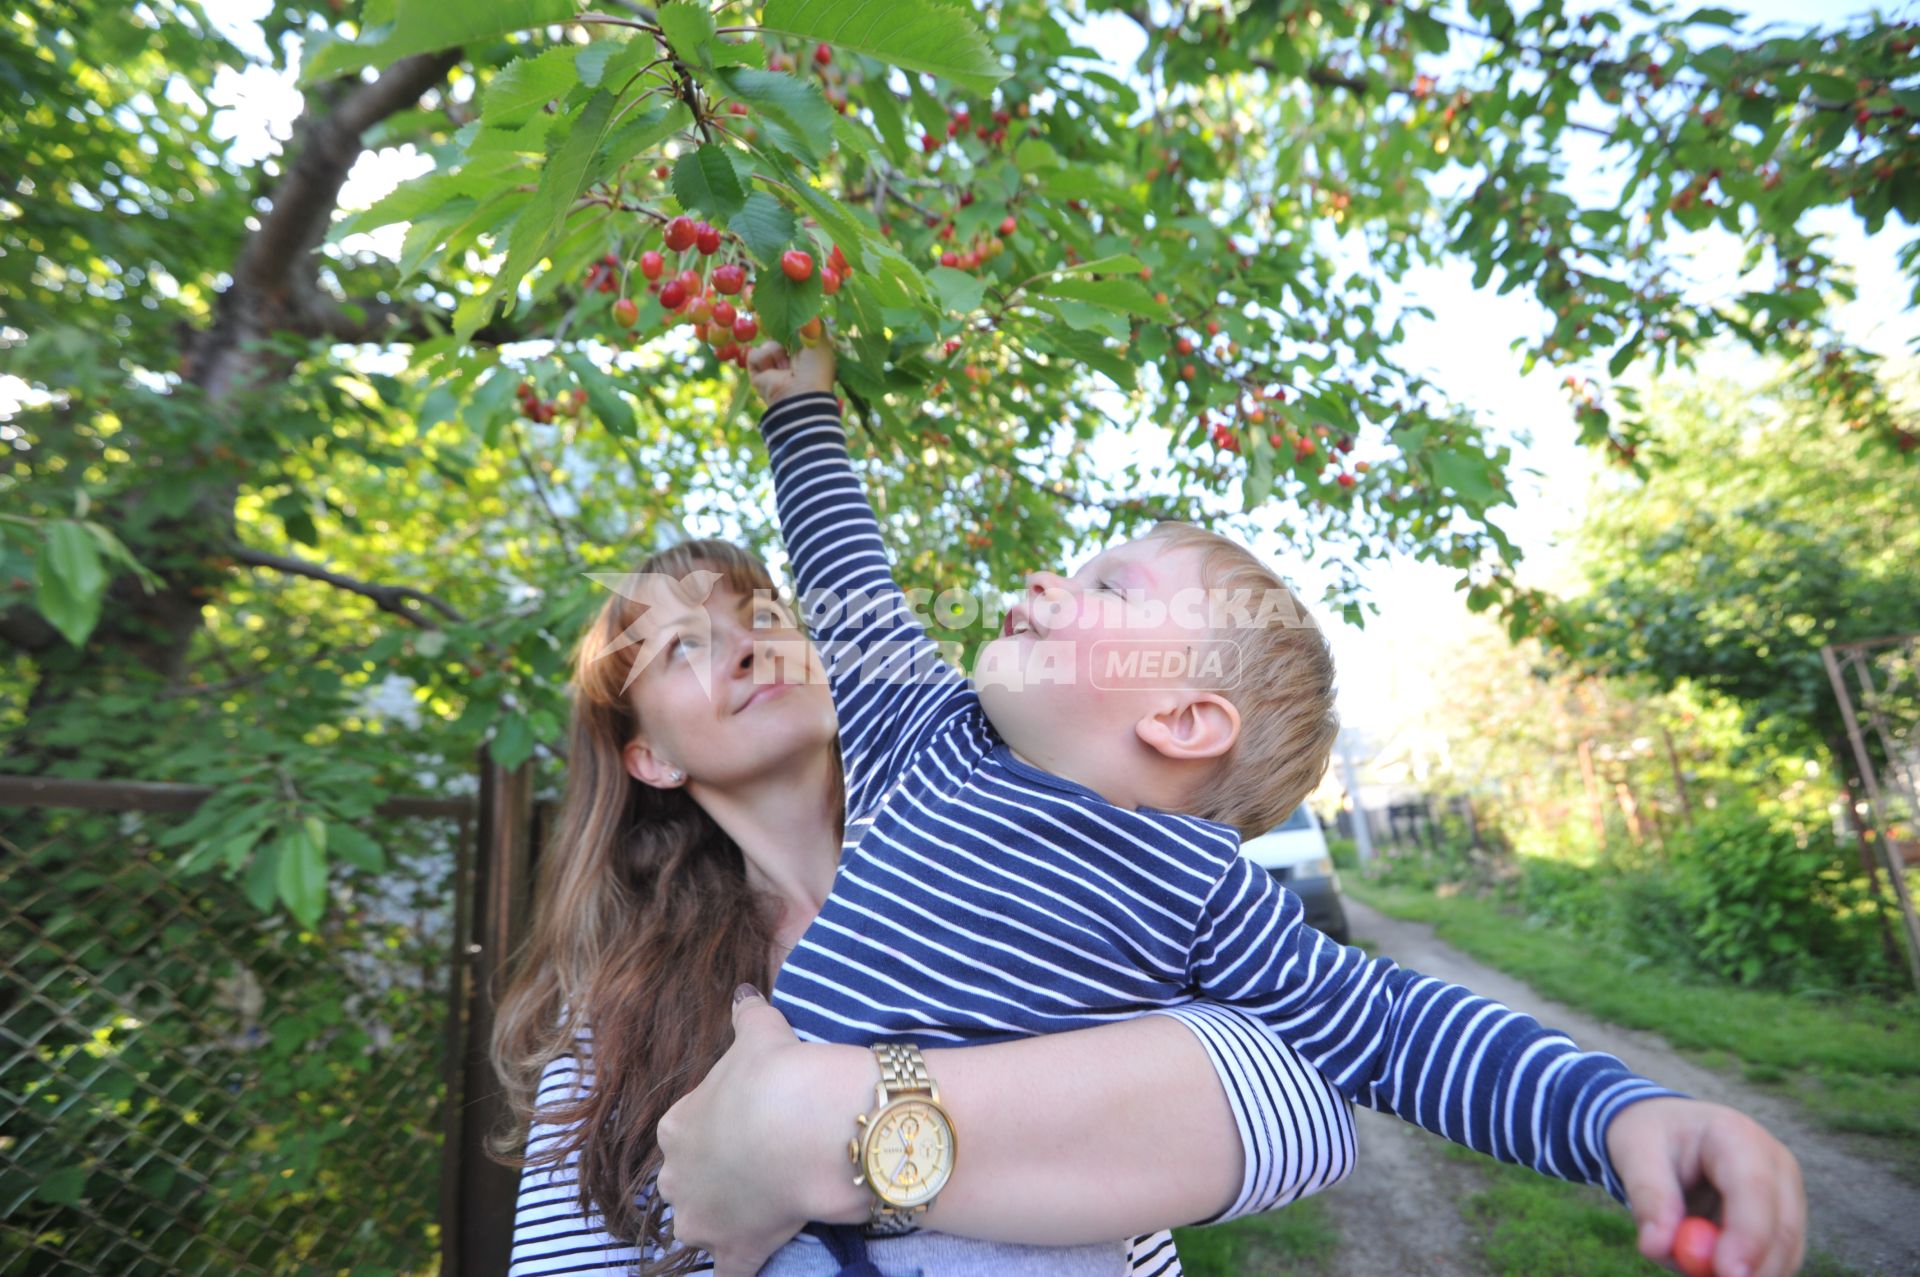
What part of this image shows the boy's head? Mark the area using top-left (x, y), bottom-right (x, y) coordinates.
top-left (975, 521), bottom-right (1339, 839)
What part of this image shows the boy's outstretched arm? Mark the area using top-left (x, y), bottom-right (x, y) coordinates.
top-left (744, 337), bottom-right (974, 822)
top-left (1186, 857), bottom-right (1804, 1277)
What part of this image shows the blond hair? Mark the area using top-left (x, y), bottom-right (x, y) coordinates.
top-left (1145, 521), bottom-right (1340, 840)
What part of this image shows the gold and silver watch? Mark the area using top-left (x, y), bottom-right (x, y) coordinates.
top-left (848, 1042), bottom-right (957, 1235)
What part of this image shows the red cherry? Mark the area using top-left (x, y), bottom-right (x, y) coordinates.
top-left (713, 263), bottom-right (746, 294)
top-left (813, 43), bottom-right (832, 66)
top-left (658, 279), bottom-right (689, 309)
top-left (695, 223), bottom-right (722, 255)
top-left (612, 298), bottom-right (638, 327)
top-left (959, 190), bottom-right (975, 206)
top-left (798, 315), bottom-right (824, 342)
top-left (941, 251), bottom-right (959, 267)
top-left (653, 165), bottom-right (670, 180)
top-left (998, 214), bottom-right (1016, 234)
top-left (1176, 336), bottom-right (1194, 355)
top-left (640, 250), bottom-right (665, 280)
top-left (1672, 1218), bottom-right (1719, 1277)
top-left (781, 249), bottom-right (814, 281)
top-left (729, 102), bottom-right (749, 116)
top-left (1336, 472), bottom-right (1356, 489)
top-left (829, 243), bottom-right (850, 277)
top-left (1206, 319), bottom-right (1221, 336)
top-left (1180, 363), bottom-right (1195, 381)
top-left (663, 217), bottom-right (696, 251)
top-left (821, 265), bottom-right (842, 295)
top-left (711, 299), bottom-right (738, 327)
top-left (714, 341), bottom-right (741, 361)
top-left (922, 133), bottom-right (939, 153)
top-left (732, 314), bottom-right (759, 342)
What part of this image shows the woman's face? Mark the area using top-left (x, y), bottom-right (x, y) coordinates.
top-left (619, 572), bottom-right (834, 791)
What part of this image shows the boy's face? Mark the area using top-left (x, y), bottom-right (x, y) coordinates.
top-left (976, 534), bottom-right (1235, 772)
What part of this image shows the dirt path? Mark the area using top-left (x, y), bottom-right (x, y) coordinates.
top-left (1306, 898), bottom-right (1920, 1276)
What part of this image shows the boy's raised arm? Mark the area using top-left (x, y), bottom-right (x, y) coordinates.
top-left (747, 339), bottom-right (974, 820)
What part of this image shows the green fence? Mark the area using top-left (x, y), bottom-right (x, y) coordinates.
top-left (0, 777), bottom-right (488, 1277)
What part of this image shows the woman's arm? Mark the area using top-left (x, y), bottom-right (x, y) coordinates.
top-left (654, 990), bottom-right (1356, 1262)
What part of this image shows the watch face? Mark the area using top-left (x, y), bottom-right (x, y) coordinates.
top-left (860, 1097), bottom-right (955, 1209)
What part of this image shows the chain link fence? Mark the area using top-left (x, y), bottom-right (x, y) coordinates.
top-left (0, 779), bottom-right (479, 1277)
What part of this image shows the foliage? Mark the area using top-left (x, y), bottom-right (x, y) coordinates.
top-left (1552, 373), bottom-right (1920, 771)
top-left (6, 0), bottom-right (1920, 925)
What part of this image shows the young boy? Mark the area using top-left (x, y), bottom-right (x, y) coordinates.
top-left (740, 336), bottom-right (1804, 1277)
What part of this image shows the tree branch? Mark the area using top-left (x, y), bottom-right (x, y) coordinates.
top-left (229, 545), bottom-right (468, 629)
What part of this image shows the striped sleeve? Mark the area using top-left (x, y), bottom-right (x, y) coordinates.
top-left (1146, 1001), bottom-right (1358, 1225)
top-left (758, 391), bottom-right (976, 823)
top-left (1125, 1228), bottom-right (1185, 1277)
top-left (1187, 857), bottom-right (1686, 1204)
top-left (508, 1052), bottom-right (710, 1277)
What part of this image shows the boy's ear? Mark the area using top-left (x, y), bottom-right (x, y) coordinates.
top-left (1136, 693), bottom-right (1240, 762)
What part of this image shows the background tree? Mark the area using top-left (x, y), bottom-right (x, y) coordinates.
top-left (5, 0), bottom-right (1919, 923)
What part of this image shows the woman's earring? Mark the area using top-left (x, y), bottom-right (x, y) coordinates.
top-left (668, 769), bottom-right (683, 783)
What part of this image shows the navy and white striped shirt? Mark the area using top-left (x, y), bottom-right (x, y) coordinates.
top-left (507, 1000), bottom-right (1356, 1276)
top-left (759, 391), bottom-right (1680, 1206)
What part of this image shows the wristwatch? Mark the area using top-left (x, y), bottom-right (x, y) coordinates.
top-left (848, 1042), bottom-right (957, 1235)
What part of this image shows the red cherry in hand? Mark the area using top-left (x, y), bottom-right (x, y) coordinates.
top-left (798, 315), bottom-right (824, 342)
top-left (781, 250), bottom-right (814, 281)
top-left (712, 263), bottom-right (746, 294)
top-left (694, 223), bottom-right (722, 255)
top-left (1672, 1217), bottom-right (1719, 1277)
top-left (639, 250), bottom-right (665, 280)
top-left (612, 298), bottom-right (639, 328)
top-left (664, 217), bottom-right (696, 251)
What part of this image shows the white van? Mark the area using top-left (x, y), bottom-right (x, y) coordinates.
top-left (1238, 806), bottom-right (1351, 946)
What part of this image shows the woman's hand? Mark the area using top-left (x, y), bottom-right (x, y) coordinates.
top-left (1606, 1096), bottom-right (1806, 1277)
top-left (655, 986), bottom-right (871, 1277)
top-left (747, 336), bottom-right (836, 407)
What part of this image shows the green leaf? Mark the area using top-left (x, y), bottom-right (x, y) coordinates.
top-left (276, 827), bottom-right (328, 928)
top-left (1608, 332), bottom-right (1643, 377)
top-left (1043, 298), bottom-right (1127, 339)
top-left (329, 825), bottom-right (387, 873)
top-left (466, 89), bottom-right (617, 340)
top-left (1038, 275), bottom-right (1169, 320)
top-left (673, 142), bottom-right (749, 220)
top-left (594, 104), bottom-right (693, 187)
top-left (35, 521), bottom-right (107, 647)
top-left (491, 713), bottom-right (536, 770)
top-left (1014, 138), bottom-right (1060, 171)
top-left (720, 69), bottom-right (837, 167)
top-left (242, 838), bottom-right (282, 913)
top-left (482, 45), bottom-right (579, 126)
top-left (731, 190), bottom-right (798, 267)
top-left (864, 79), bottom-right (912, 165)
top-left (760, 152), bottom-right (868, 270)
top-left (563, 351), bottom-right (639, 438)
top-left (926, 265), bottom-right (988, 315)
top-left (656, 1), bottom-right (717, 61)
top-left (38, 1168), bottom-right (88, 1207)
top-left (301, 0), bottom-right (578, 84)
top-left (757, 0), bottom-right (1008, 95)
top-left (754, 267), bottom-right (825, 345)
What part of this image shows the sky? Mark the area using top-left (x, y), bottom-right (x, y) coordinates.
top-left (77, 1), bottom-right (1920, 737)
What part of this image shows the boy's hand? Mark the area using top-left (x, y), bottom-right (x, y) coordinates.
top-left (1607, 1097), bottom-right (1806, 1277)
top-left (747, 336), bottom-right (835, 408)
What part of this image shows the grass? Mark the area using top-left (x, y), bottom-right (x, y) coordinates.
top-left (1347, 876), bottom-right (1920, 1185)
top-left (1173, 1195), bottom-right (1339, 1277)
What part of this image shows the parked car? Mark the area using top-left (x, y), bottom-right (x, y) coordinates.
top-left (1239, 805), bottom-right (1351, 946)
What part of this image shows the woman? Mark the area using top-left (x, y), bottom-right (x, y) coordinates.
top-left (494, 538), bottom-right (1356, 1276)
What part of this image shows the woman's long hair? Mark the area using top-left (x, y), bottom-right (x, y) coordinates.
top-left (489, 538), bottom-right (841, 1270)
